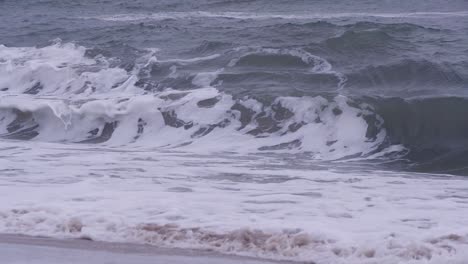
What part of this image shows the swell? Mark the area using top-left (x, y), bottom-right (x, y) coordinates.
top-left (179, 22), bottom-right (465, 94)
top-left (345, 60), bottom-right (466, 91)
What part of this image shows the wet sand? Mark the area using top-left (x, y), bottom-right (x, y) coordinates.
top-left (0, 233), bottom-right (301, 264)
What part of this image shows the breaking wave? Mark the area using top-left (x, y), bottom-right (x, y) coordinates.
top-left (1, 42), bottom-right (468, 173)
top-left (0, 42), bottom-right (381, 160)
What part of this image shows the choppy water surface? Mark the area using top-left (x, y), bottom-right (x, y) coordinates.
top-left (1, 1), bottom-right (468, 263)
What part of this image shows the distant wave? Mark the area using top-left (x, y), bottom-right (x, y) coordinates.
top-left (83, 11), bottom-right (468, 22)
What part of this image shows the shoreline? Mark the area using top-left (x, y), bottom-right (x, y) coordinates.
top-left (0, 233), bottom-right (303, 264)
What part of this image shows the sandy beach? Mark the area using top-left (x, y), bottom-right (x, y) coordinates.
top-left (0, 234), bottom-right (301, 264)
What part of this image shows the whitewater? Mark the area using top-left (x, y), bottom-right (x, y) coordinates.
top-left (2, 0), bottom-right (468, 263)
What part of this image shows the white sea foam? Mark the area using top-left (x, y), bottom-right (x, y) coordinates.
top-left (85, 11), bottom-right (468, 22)
top-left (0, 43), bottom-right (134, 96)
top-left (158, 54), bottom-right (221, 65)
top-left (1, 140), bottom-right (468, 263)
top-left (0, 43), bottom-right (382, 159)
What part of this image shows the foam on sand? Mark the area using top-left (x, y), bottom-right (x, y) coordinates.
top-left (0, 234), bottom-right (288, 264)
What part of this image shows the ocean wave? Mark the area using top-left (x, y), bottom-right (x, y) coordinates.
top-left (0, 92), bottom-right (382, 159)
top-left (324, 30), bottom-right (399, 51)
top-left (3, 42), bottom-right (468, 173)
top-left (345, 60), bottom-right (466, 89)
top-left (366, 96), bottom-right (468, 173)
top-left (84, 11), bottom-right (468, 22)
top-left (0, 42), bottom-right (381, 159)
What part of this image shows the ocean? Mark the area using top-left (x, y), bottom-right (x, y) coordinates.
top-left (1, 0), bottom-right (468, 263)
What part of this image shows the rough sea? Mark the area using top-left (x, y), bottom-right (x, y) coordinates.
top-left (1, 1), bottom-right (468, 263)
